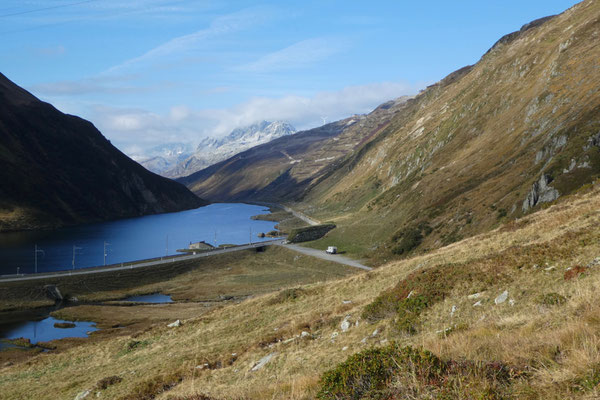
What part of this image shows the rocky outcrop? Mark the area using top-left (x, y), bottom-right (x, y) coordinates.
top-left (522, 175), bottom-right (560, 212)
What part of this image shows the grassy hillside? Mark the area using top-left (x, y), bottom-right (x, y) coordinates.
top-left (2, 180), bottom-right (599, 399)
top-left (293, 0), bottom-right (600, 263)
top-left (0, 73), bottom-right (206, 232)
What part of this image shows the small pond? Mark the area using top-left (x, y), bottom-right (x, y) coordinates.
top-left (122, 293), bottom-right (173, 303)
top-left (0, 315), bottom-right (97, 346)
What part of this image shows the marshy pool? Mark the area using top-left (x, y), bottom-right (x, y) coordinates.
top-left (122, 293), bottom-right (173, 303)
top-left (0, 314), bottom-right (97, 347)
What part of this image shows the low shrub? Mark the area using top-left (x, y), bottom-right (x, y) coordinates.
top-left (538, 292), bottom-right (567, 306)
top-left (119, 372), bottom-right (183, 400)
top-left (317, 344), bottom-right (445, 400)
top-left (96, 375), bottom-right (123, 390)
top-left (391, 227), bottom-right (423, 255)
top-left (267, 287), bottom-right (307, 305)
top-left (362, 263), bottom-right (481, 332)
top-left (317, 344), bottom-right (524, 400)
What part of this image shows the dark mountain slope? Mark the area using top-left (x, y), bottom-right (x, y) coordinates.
top-left (0, 73), bottom-right (206, 231)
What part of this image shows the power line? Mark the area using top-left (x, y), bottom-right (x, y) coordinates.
top-left (0, 0), bottom-right (98, 18)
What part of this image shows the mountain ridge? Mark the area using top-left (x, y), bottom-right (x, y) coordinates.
top-left (0, 73), bottom-right (206, 232)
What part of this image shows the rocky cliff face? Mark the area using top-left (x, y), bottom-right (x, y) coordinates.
top-left (165, 121), bottom-right (296, 178)
top-left (0, 73), bottom-right (206, 232)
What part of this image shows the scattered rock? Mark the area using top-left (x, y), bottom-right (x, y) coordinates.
top-left (69, 297), bottom-right (79, 302)
top-left (342, 300), bottom-right (352, 304)
top-left (282, 338), bottom-right (295, 344)
top-left (380, 339), bottom-right (389, 345)
top-left (360, 337), bottom-right (368, 344)
top-left (250, 353), bottom-right (276, 372)
top-left (372, 328), bottom-right (379, 337)
top-left (450, 305), bottom-right (457, 317)
top-left (330, 331), bottom-right (339, 339)
top-left (509, 299), bottom-right (516, 306)
top-left (340, 316), bottom-right (351, 332)
top-left (407, 290), bottom-right (415, 299)
top-left (300, 331), bottom-right (310, 338)
top-left (544, 266), bottom-right (556, 272)
top-left (167, 320), bottom-right (181, 328)
top-left (473, 300), bottom-right (483, 307)
top-left (74, 390), bottom-right (90, 400)
top-left (495, 291), bottom-right (509, 305)
top-left (467, 292), bottom-right (484, 300)
top-left (355, 320), bottom-right (359, 327)
top-left (342, 346), bottom-right (348, 351)
top-left (587, 257), bottom-right (600, 268)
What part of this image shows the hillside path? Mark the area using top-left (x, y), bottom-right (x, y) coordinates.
top-left (280, 243), bottom-right (372, 271)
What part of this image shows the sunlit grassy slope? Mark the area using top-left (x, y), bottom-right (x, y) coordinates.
top-left (2, 180), bottom-right (600, 399)
top-left (285, 0), bottom-right (600, 264)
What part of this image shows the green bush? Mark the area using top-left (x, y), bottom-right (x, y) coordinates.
top-left (392, 227), bottom-right (423, 255)
top-left (317, 344), bottom-right (445, 400)
top-left (538, 292), bottom-right (567, 306)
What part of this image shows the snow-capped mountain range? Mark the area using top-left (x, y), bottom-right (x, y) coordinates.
top-left (134, 142), bottom-right (194, 175)
top-left (139, 121), bottom-right (296, 178)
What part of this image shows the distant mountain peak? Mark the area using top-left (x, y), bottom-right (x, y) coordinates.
top-left (162, 121), bottom-right (296, 178)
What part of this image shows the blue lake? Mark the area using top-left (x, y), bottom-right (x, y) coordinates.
top-left (0, 203), bottom-right (276, 274)
top-left (0, 316), bottom-right (97, 346)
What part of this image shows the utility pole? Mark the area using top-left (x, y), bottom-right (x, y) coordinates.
top-left (72, 245), bottom-right (82, 270)
top-left (34, 244), bottom-right (44, 274)
top-left (103, 241), bottom-right (110, 266)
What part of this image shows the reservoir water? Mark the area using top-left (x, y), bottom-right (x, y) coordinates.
top-left (0, 203), bottom-right (277, 275)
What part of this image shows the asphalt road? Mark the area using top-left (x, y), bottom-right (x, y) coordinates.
top-left (0, 239), bottom-right (286, 282)
top-left (279, 243), bottom-right (372, 271)
top-left (0, 238), bottom-right (372, 282)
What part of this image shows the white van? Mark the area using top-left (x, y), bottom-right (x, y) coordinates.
top-left (326, 246), bottom-right (338, 254)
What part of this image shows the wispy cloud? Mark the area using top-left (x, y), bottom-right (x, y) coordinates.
top-left (234, 37), bottom-right (350, 73)
top-left (28, 75), bottom-right (152, 95)
top-left (105, 8), bottom-right (267, 74)
top-left (35, 45), bottom-right (66, 57)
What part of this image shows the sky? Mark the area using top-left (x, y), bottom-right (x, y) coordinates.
top-left (0, 0), bottom-right (580, 157)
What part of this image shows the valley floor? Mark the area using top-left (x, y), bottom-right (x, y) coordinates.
top-left (2, 184), bottom-right (600, 399)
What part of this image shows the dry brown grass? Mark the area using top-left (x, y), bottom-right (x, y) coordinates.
top-left (1, 185), bottom-right (599, 399)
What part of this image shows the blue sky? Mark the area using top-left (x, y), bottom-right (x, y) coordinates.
top-left (0, 0), bottom-right (579, 156)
